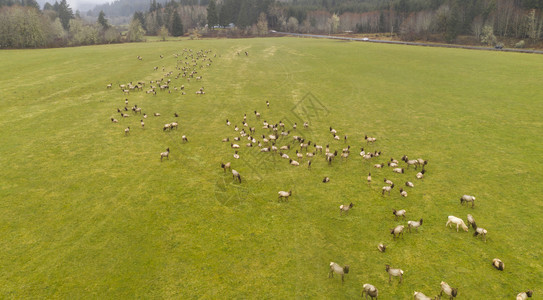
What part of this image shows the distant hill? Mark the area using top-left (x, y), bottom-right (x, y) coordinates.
top-left (86, 0), bottom-right (169, 17)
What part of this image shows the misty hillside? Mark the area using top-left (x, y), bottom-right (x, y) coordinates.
top-left (86, 0), bottom-right (209, 17)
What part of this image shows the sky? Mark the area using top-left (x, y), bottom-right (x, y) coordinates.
top-left (37, 0), bottom-right (110, 11)
top-left (67, 0), bottom-right (108, 10)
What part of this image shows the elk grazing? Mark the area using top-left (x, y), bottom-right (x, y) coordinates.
top-left (393, 209), bottom-right (406, 220)
top-left (467, 214), bottom-right (476, 229)
top-left (340, 203), bottom-right (354, 215)
top-left (365, 135), bottom-right (376, 143)
top-left (440, 281), bottom-right (458, 299)
top-left (390, 225), bottom-right (405, 239)
top-left (329, 262), bottom-right (349, 283)
top-left (407, 219), bottom-right (423, 232)
top-left (289, 159), bottom-right (300, 166)
top-left (473, 224), bottom-right (488, 241)
top-left (460, 195), bottom-right (476, 208)
top-left (362, 284), bottom-right (378, 299)
top-left (160, 148), bottom-right (169, 161)
top-left (446, 216), bottom-right (468, 232)
top-left (414, 291), bottom-right (438, 300)
top-left (416, 169), bottom-right (425, 179)
top-left (382, 184), bottom-right (395, 196)
top-left (278, 190), bottom-right (292, 201)
top-left (231, 169), bottom-right (241, 183)
top-left (385, 265), bottom-right (403, 283)
top-left (402, 155), bottom-right (420, 169)
top-left (221, 162), bottom-right (231, 172)
top-left (492, 258), bottom-right (504, 271)
top-left (517, 290), bottom-right (533, 300)
top-left (393, 168), bottom-right (405, 174)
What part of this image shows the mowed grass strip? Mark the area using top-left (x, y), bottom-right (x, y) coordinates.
top-left (0, 38), bottom-right (542, 298)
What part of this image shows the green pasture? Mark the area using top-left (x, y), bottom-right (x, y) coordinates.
top-left (0, 37), bottom-right (542, 298)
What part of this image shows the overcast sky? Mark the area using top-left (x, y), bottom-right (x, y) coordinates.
top-left (67, 0), bottom-right (108, 11)
top-left (38, 0), bottom-right (110, 11)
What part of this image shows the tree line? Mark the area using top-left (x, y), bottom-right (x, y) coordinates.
top-left (2, 0), bottom-right (542, 48)
top-left (0, 0), bottom-right (127, 48)
top-left (202, 0), bottom-right (543, 45)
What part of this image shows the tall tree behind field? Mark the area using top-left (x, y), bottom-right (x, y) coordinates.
top-left (97, 10), bottom-right (110, 30)
top-left (218, 3), bottom-right (229, 26)
top-left (171, 11), bottom-right (184, 36)
top-left (256, 12), bottom-right (268, 35)
top-left (127, 18), bottom-right (145, 41)
top-left (207, 0), bottom-right (218, 28)
top-left (220, 0), bottom-right (241, 25)
top-left (215, 0), bottom-right (272, 28)
top-left (237, 0), bottom-right (251, 27)
top-left (57, 0), bottom-right (73, 30)
top-left (133, 11), bottom-right (146, 30)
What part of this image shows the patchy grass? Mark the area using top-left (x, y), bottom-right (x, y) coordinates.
top-left (0, 38), bottom-right (542, 298)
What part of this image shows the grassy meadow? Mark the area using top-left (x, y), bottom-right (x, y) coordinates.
top-left (0, 37), bottom-right (542, 298)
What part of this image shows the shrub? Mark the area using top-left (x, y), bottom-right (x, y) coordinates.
top-left (514, 40), bottom-right (525, 48)
top-left (480, 25), bottom-right (496, 46)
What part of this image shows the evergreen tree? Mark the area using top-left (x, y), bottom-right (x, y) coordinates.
top-left (58, 0), bottom-right (73, 30)
top-left (445, 1), bottom-right (462, 43)
top-left (149, 0), bottom-right (157, 12)
top-left (207, 0), bottom-right (218, 28)
top-left (171, 11), bottom-right (183, 36)
top-left (97, 10), bottom-right (109, 30)
top-left (237, 0), bottom-right (250, 28)
top-left (133, 11), bottom-right (146, 30)
top-left (218, 3), bottom-right (229, 27)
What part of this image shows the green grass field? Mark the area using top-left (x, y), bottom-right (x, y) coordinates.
top-left (1, 37), bottom-right (542, 298)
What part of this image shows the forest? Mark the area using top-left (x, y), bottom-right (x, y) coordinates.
top-left (1, 0), bottom-right (542, 48)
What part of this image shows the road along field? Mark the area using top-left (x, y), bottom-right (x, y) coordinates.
top-left (0, 37), bottom-right (542, 298)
